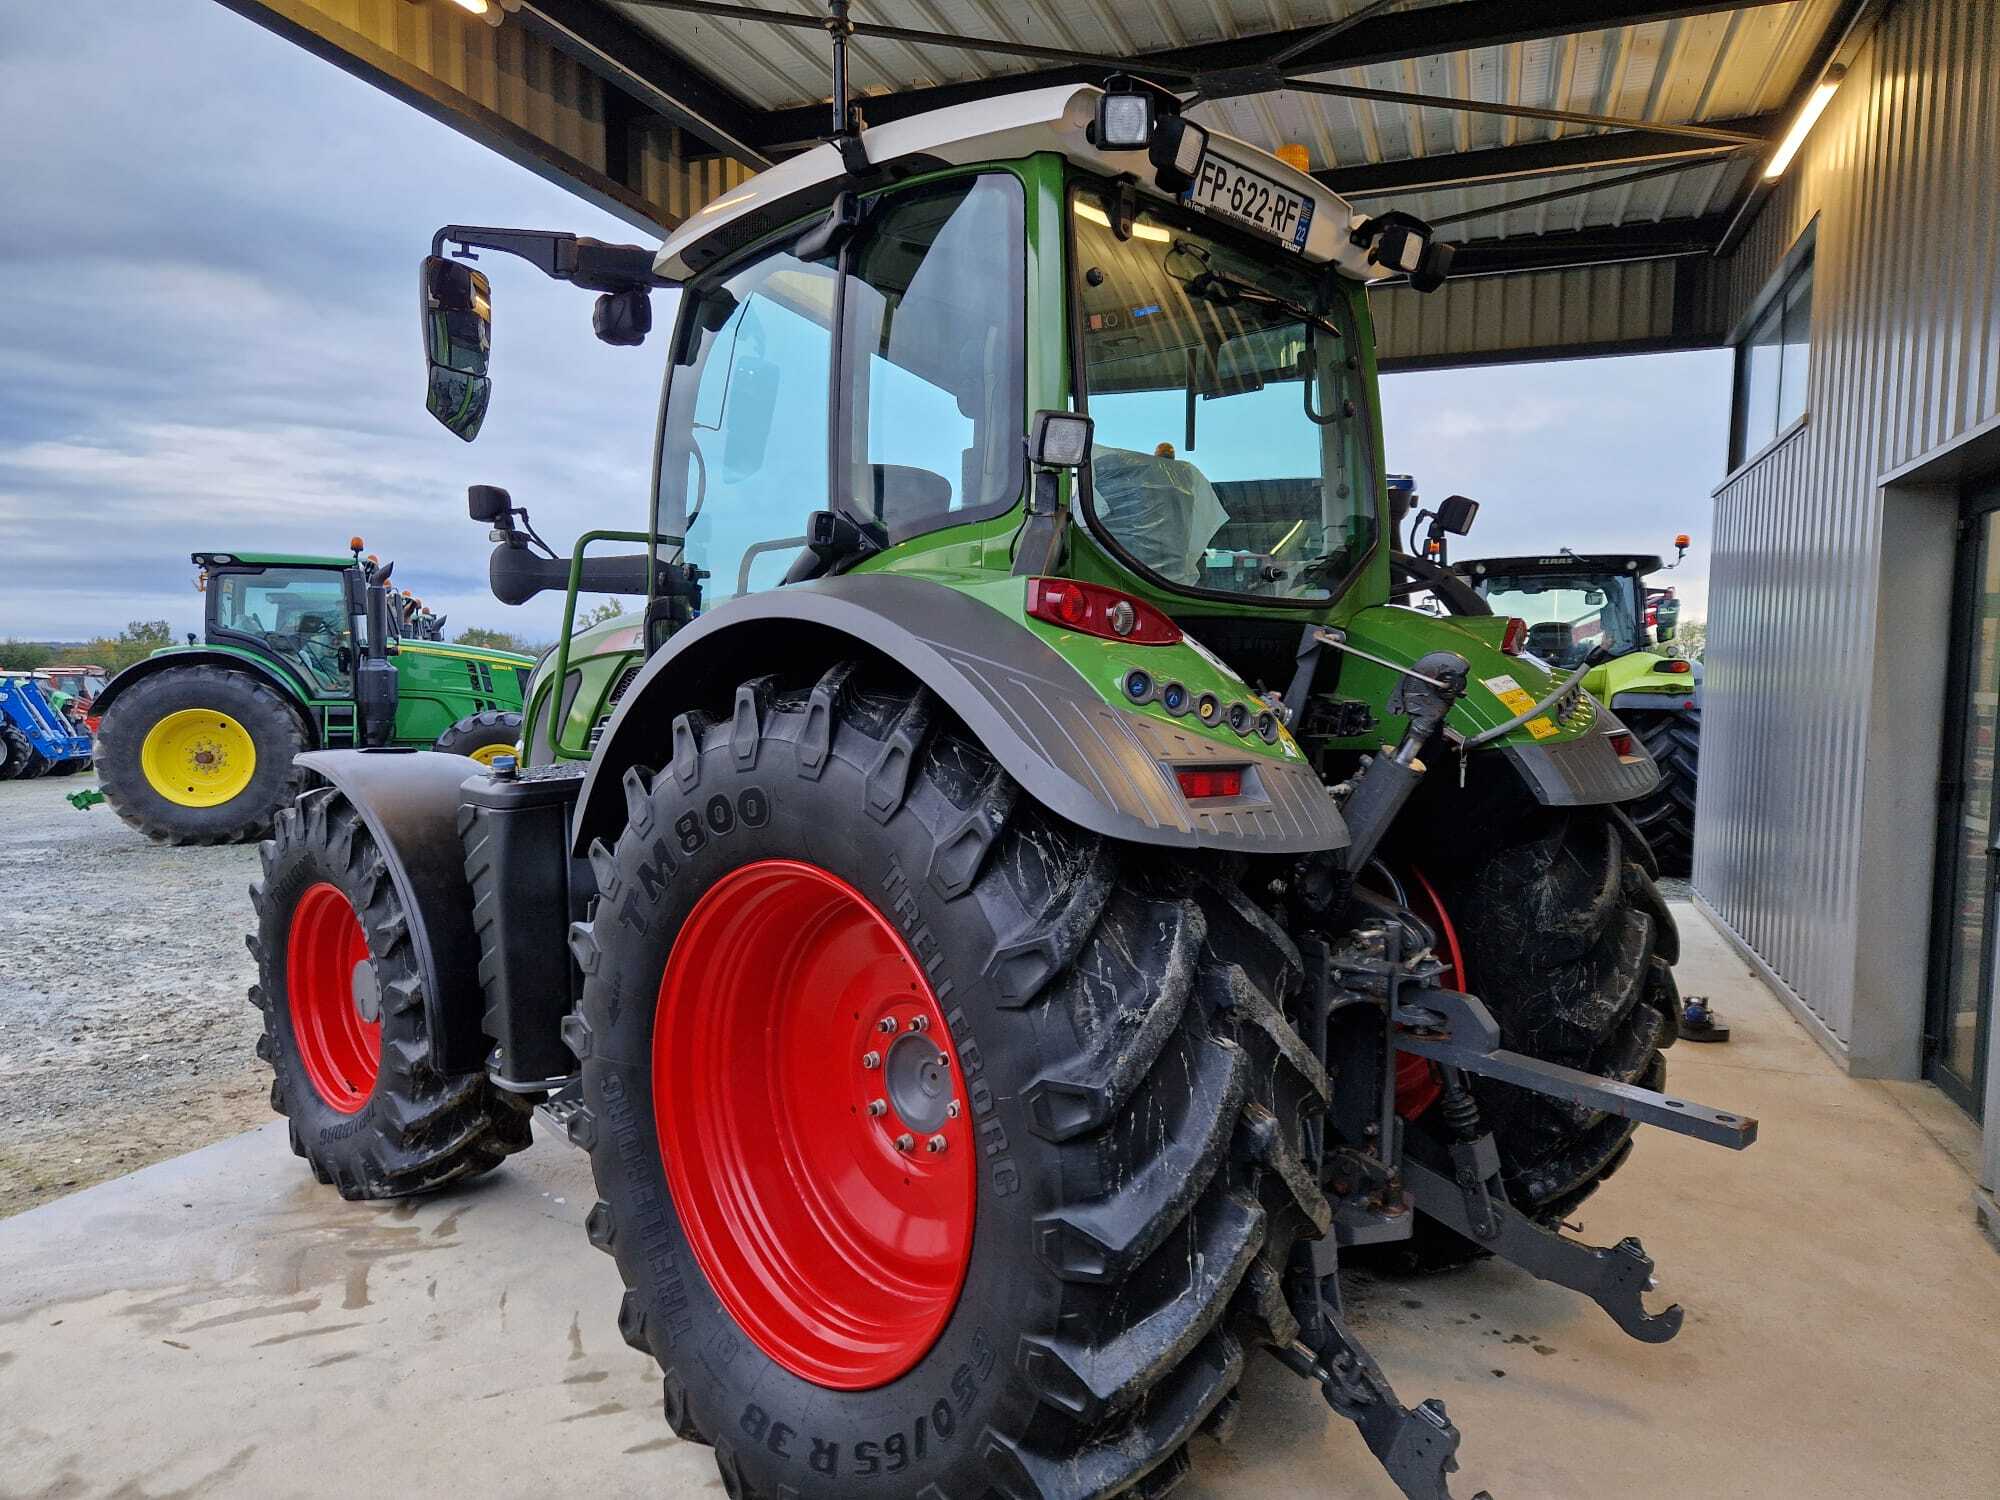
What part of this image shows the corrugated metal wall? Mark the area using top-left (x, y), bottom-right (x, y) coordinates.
top-left (1698, 0), bottom-right (2000, 1062)
top-left (1373, 259), bottom-right (1689, 368)
top-left (223, 0), bottom-right (746, 231)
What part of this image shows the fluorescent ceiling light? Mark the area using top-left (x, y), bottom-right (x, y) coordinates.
top-left (1764, 68), bottom-right (1844, 180)
top-left (450, 0), bottom-right (491, 14)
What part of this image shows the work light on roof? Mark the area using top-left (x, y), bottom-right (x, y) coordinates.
top-left (1095, 91), bottom-right (1155, 150)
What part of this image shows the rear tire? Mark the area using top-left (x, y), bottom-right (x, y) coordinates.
top-left (1621, 706), bottom-right (1699, 877)
top-left (434, 708), bottom-right (523, 765)
top-left (97, 667), bottom-right (309, 844)
top-left (248, 787), bottom-right (532, 1198)
top-left (566, 662), bottom-right (1330, 1500)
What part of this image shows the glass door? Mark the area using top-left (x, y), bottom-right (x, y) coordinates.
top-left (1928, 479), bottom-right (2000, 1116)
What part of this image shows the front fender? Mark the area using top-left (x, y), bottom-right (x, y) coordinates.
top-left (96, 648), bottom-right (311, 723)
top-left (295, 749), bottom-right (489, 1075)
top-left (571, 574), bottom-right (1349, 858)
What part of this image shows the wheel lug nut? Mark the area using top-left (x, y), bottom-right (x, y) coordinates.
top-left (861, 1050), bottom-right (881, 1069)
top-left (894, 1134), bottom-right (914, 1153)
top-left (867, 1099), bottom-right (887, 1117)
top-left (946, 1100), bottom-right (962, 1119)
top-left (926, 1134), bottom-right (948, 1154)
top-left (877, 1016), bottom-right (898, 1033)
top-left (909, 1015), bottom-right (930, 1033)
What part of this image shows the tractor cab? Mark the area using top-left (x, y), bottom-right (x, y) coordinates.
top-left (1459, 552), bottom-right (1669, 670)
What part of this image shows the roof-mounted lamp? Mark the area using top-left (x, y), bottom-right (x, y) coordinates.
top-left (1764, 67), bottom-right (1844, 180)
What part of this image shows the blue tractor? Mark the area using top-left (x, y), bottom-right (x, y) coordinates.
top-left (0, 673), bottom-right (94, 780)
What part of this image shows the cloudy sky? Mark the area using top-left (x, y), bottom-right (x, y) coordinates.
top-left (0, 0), bottom-right (1728, 644)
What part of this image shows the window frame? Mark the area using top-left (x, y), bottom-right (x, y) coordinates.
top-left (1728, 227), bottom-right (1816, 470)
top-left (651, 167), bottom-right (1030, 589)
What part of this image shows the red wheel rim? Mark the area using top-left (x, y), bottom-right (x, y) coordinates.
top-left (654, 860), bottom-right (977, 1390)
top-left (286, 882), bottom-right (381, 1113)
top-left (1395, 865), bottom-right (1460, 1120)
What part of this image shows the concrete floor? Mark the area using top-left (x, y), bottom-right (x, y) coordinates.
top-left (2, 904), bottom-right (1996, 1500)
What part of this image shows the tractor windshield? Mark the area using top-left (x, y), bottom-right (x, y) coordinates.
top-left (1070, 184), bottom-right (1377, 604)
top-left (1480, 573), bottom-right (1644, 667)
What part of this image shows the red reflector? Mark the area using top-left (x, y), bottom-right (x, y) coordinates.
top-left (1609, 732), bottom-right (1634, 756)
top-left (1500, 616), bottom-right (1527, 655)
top-left (1660, 659), bottom-right (1692, 674)
top-left (1025, 577), bottom-right (1181, 644)
top-left (1176, 767), bottom-right (1244, 800)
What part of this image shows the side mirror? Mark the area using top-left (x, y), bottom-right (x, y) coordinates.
top-left (1436, 493), bottom-right (1479, 535)
top-left (421, 255), bottom-right (492, 441)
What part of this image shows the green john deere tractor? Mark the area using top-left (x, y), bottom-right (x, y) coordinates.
top-left (95, 541), bottom-right (529, 844)
top-left (1458, 547), bottom-right (1702, 876)
top-left (247, 75), bottom-right (1755, 1500)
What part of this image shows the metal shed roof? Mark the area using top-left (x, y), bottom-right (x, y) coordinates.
top-left (528, 0), bottom-right (1872, 277)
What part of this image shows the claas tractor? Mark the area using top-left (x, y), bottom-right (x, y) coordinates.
top-left (247, 74), bottom-right (1755, 1500)
top-left (93, 540), bottom-right (529, 844)
top-left (1457, 546), bottom-right (1701, 876)
top-left (39, 664), bottom-right (108, 734)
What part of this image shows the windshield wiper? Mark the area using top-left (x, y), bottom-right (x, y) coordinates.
top-left (1177, 260), bottom-right (1340, 335)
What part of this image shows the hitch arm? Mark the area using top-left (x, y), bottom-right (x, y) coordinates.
top-left (1273, 1329), bottom-right (1491, 1500)
top-left (1393, 990), bottom-right (1757, 1151)
top-left (1402, 1159), bottom-right (1684, 1344)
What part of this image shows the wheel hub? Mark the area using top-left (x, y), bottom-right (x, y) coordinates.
top-left (654, 859), bottom-right (976, 1390)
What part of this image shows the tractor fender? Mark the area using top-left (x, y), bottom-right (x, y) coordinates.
top-left (293, 748), bottom-right (490, 1076)
top-left (570, 573), bottom-right (1350, 859)
top-left (95, 650), bottom-right (312, 730)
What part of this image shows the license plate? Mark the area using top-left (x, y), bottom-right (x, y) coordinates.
top-left (1183, 154), bottom-right (1315, 252)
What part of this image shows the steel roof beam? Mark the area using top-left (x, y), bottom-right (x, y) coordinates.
top-left (1442, 216), bottom-right (1732, 278)
top-left (514, 0), bottom-right (771, 167)
top-left (1324, 119), bottom-right (1772, 197)
top-left (751, 0), bottom-right (1787, 148)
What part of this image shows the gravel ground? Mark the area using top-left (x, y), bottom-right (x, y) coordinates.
top-left (0, 772), bottom-right (270, 1218)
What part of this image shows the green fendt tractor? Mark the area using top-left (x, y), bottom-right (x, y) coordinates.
top-left (248, 74), bottom-right (1756, 1500)
top-left (94, 541), bottom-right (529, 844)
top-left (1457, 546), bottom-right (1701, 875)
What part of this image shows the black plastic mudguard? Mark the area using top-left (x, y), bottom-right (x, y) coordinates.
top-left (1495, 720), bottom-right (1660, 808)
top-left (295, 748), bottom-right (489, 1075)
top-left (570, 573), bottom-right (1350, 859)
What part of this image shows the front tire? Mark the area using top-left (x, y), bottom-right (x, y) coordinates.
top-left (97, 666), bottom-right (309, 843)
top-left (248, 787), bottom-right (532, 1198)
top-left (434, 708), bottom-right (523, 766)
top-left (566, 662), bottom-right (1330, 1500)
top-left (0, 724), bottom-right (28, 781)
top-left (1445, 808), bottom-right (1680, 1219)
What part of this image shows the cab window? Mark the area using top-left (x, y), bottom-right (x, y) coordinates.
top-left (659, 173), bottom-right (1025, 601)
top-left (211, 566), bottom-right (349, 693)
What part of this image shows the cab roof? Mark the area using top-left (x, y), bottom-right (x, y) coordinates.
top-left (655, 84), bottom-right (1378, 285)
top-left (192, 551), bottom-right (355, 569)
top-left (1461, 554), bottom-right (1666, 580)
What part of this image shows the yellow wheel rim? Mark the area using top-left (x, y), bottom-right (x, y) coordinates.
top-left (466, 741), bottom-right (517, 767)
top-left (141, 708), bottom-right (257, 807)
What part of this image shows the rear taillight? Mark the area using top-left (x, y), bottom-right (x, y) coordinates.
top-left (1609, 732), bottom-right (1635, 756)
top-left (1026, 578), bottom-right (1181, 644)
top-left (1500, 616), bottom-right (1528, 655)
top-left (1658, 659), bottom-right (1693, 674)
top-left (1177, 767), bottom-right (1244, 800)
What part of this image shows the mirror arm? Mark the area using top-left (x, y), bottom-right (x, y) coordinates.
top-left (431, 226), bottom-right (668, 292)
